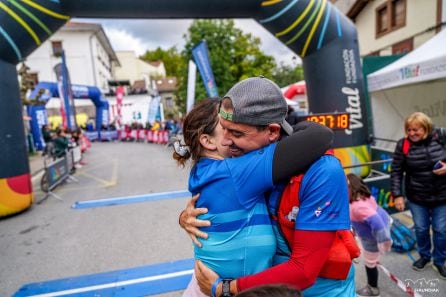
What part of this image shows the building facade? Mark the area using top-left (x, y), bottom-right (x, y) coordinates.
top-left (333, 0), bottom-right (445, 56)
top-left (24, 22), bottom-right (119, 94)
top-left (113, 51), bottom-right (166, 93)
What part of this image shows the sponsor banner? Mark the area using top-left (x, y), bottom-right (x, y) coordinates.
top-left (27, 105), bottom-right (48, 150)
top-left (368, 56), bottom-right (446, 91)
top-left (116, 86), bottom-right (124, 128)
top-left (147, 96), bottom-right (161, 125)
top-left (303, 40), bottom-right (369, 148)
top-left (53, 51), bottom-right (77, 130)
top-left (191, 41), bottom-right (218, 97)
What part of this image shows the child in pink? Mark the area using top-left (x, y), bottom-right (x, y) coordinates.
top-left (347, 173), bottom-right (392, 297)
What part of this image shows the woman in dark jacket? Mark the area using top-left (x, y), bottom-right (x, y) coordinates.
top-left (391, 112), bottom-right (446, 279)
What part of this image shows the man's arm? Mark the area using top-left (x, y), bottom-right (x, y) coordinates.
top-left (272, 121), bottom-right (333, 183)
top-left (195, 230), bottom-right (335, 296)
top-left (178, 194), bottom-right (210, 247)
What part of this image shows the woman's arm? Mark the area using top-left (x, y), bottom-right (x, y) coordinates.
top-left (272, 121), bottom-right (333, 183)
top-left (195, 230), bottom-right (335, 296)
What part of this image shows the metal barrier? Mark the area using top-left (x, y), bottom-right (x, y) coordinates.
top-left (39, 148), bottom-right (79, 201)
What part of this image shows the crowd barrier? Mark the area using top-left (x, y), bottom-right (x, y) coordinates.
top-left (40, 147), bottom-right (80, 201)
top-left (84, 130), bottom-right (171, 144)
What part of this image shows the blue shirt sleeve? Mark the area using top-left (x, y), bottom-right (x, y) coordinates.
top-left (225, 143), bottom-right (276, 209)
top-left (295, 155), bottom-right (351, 231)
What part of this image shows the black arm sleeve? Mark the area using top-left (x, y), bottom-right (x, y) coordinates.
top-left (272, 121), bottom-right (334, 183)
top-left (390, 139), bottom-right (405, 197)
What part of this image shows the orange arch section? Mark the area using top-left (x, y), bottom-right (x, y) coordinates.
top-left (0, 173), bottom-right (33, 217)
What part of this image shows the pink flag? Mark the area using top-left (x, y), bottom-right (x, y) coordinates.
top-left (116, 86), bottom-right (124, 129)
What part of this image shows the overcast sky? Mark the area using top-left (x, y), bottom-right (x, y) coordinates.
top-left (74, 18), bottom-right (302, 66)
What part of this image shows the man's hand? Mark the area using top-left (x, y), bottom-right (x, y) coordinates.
top-left (195, 260), bottom-right (220, 296)
top-left (393, 196), bottom-right (405, 212)
top-left (179, 193), bottom-right (210, 247)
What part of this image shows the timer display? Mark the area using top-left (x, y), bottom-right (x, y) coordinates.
top-left (299, 112), bottom-right (350, 130)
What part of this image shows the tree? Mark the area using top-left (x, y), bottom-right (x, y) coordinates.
top-left (272, 62), bottom-right (305, 88)
top-left (140, 46), bottom-right (183, 78)
top-left (176, 19), bottom-right (276, 111)
top-left (18, 62), bottom-right (43, 106)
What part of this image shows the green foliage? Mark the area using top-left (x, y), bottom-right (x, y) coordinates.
top-left (176, 19), bottom-right (276, 112)
top-left (140, 46), bottom-right (183, 78)
top-left (272, 62), bottom-right (305, 88)
top-left (18, 62), bottom-right (44, 106)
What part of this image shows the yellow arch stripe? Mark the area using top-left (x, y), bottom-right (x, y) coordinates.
top-left (301, 0), bottom-right (327, 57)
top-left (285, 0), bottom-right (321, 46)
top-left (21, 0), bottom-right (70, 20)
top-left (8, 0), bottom-right (52, 36)
top-left (276, 0), bottom-right (315, 37)
top-left (0, 1), bottom-right (40, 45)
top-left (262, 0), bottom-right (282, 6)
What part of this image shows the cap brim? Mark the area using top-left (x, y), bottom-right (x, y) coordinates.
top-left (281, 120), bottom-right (293, 136)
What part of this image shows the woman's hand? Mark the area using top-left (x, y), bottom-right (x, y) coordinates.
top-left (378, 240), bottom-right (392, 254)
top-left (433, 161), bottom-right (446, 175)
top-left (393, 196), bottom-right (405, 212)
top-left (195, 260), bottom-right (220, 296)
top-left (179, 194), bottom-right (211, 247)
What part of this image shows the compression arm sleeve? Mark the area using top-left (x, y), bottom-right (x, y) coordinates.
top-left (272, 121), bottom-right (333, 183)
top-left (237, 230), bottom-right (335, 291)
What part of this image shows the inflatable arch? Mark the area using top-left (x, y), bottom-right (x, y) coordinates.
top-left (27, 81), bottom-right (110, 150)
top-left (0, 0), bottom-right (369, 216)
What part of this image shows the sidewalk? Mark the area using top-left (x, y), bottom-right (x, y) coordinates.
top-left (28, 153), bottom-right (45, 177)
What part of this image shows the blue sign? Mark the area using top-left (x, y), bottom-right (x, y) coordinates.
top-left (27, 105), bottom-right (48, 150)
top-left (191, 41), bottom-right (218, 97)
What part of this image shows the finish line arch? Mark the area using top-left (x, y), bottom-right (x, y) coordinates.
top-left (0, 0), bottom-right (369, 216)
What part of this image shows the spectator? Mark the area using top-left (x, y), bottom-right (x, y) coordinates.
top-left (41, 124), bottom-right (54, 156)
top-left (391, 112), bottom-right (446, 278)
top-left (347, 173), bottom-right (392, 297)
top-left (53, 129), bottom-right (69, 158)
top-left (285, 106), bottom-right (299, 126)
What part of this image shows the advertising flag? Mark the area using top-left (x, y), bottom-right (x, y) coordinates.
top-left (186, 60), bottom-right (197, 112)
top-left (54, 51), bottom-right (77, 130)
top-left (191, 41), bottom-right (218, 97)
top-left (116, 86), bottom-right (124, 129)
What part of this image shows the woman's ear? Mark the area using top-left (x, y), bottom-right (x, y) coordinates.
top-left (199, 134), bottom-right (217, 151)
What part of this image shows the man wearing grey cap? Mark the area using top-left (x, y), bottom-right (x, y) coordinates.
top-left (181, 77), bottom-right (355, 297)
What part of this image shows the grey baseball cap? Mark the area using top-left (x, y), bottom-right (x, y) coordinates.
top-left (220, 76), bottom-right (293, 135)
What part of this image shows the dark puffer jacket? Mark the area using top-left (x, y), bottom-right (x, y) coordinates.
top-left (391, 128), bottom-right (446, 207)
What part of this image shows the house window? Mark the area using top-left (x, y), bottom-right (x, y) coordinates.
top-left (51, 41), bottom-right (63, 56)
top-left (376, 0), bottom-right (406, 37)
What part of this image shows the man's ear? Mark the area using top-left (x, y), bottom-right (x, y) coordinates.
top-left (267, 124), bottom-right (281, 142)
top-left (199, 134), bottom-right (217, 151)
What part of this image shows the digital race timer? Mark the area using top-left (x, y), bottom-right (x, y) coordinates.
top-left (298, 112), bottom-right (350, 130)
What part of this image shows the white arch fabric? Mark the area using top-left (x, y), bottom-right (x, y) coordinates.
top-left (367, 29), bottom-right (446, 92)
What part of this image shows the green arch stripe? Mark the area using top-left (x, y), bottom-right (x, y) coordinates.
top-left (8, 0), bottom-right (52, 36)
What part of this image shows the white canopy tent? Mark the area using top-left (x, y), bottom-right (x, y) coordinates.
top-left (367, 30), bottom-right (446, 150)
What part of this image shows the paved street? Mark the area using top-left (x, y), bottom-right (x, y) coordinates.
top-left (0, 142), bottom-right (444, 296)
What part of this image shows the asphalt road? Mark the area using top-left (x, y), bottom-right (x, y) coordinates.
top-left (0, 142), bottom-right (444, 296)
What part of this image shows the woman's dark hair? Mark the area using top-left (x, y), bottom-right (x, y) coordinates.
top-left (347, 173), bottom-right (371, 203)
top-left (235, 284), bottom-right (301, 297)
top-left (173, 98), bottom-right (220, 167)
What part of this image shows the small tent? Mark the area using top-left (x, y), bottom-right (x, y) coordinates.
top-left (367, 29), bottom-right (446, 150)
